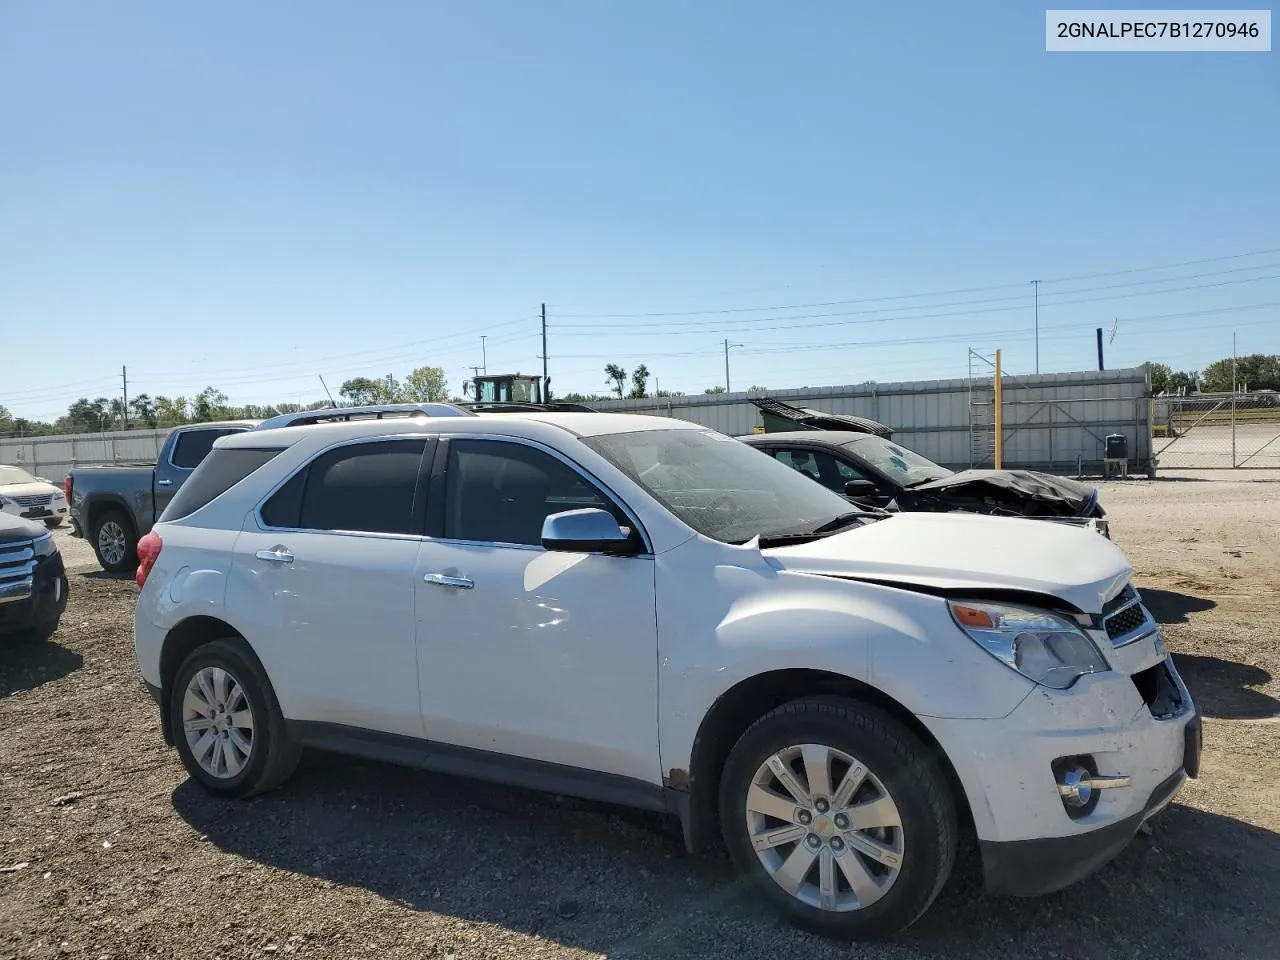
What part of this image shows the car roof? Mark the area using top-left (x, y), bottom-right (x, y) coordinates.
top-left (737, 430), bottom-right (882, 445)
top-left (217, 410), bottom-right (706, 449)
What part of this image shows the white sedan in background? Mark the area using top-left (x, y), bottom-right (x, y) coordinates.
top-left (0, 465), bottom-right (70, 529)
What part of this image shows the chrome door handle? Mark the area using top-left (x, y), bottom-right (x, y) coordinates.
top-left (255, 546), bottom-right (294, 563)
top-left (157, 479), bottom-right (173, 486)
top-left (424, 573), bottom-right (473, 589)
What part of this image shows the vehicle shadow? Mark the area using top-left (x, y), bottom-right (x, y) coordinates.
top-left (83, 570), bottom-right (133, 582)
top-left (1140, 588), bottom-right (1217, 624)
top-left (172, 756), bottom-right (1280, 959)
top-left (1174, 653), bottom-right (1279, 720)
top-left (0, 635), bottom-right (83, 698)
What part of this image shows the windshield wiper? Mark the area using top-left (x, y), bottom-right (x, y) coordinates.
top-left (809, 511), bottom-right (873, 534)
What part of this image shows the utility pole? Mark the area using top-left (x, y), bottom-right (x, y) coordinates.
top-left (540, 304), bottom-right (549, 401)
top-left (723, 339), bottom-right (743, 392)
top-left (121, 365), bottom-right (129, 430)
top-left (480, 336), bottom-right (488, 374)
top-left (1031, 280), bottom-right (1040, 374)
top-left (1232, 331), bottom-right (1238, 467)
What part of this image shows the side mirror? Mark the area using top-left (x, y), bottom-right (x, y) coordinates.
top-left (541, 508), bottom-right (635, 554)
top-left (844, 479), bottom-right (878, 498)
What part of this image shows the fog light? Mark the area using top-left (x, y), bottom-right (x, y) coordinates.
top-left (1052, 756), bottom-right (1132, 819)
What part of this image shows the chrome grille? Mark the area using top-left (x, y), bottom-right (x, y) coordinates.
top-left (0, 540), bottom-right (36, 605)
top-left (10, 493), bottom-right (53, 507)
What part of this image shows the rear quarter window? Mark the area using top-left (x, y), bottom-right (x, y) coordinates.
top-left (159, 448), bottom-right (286, 522)
top-left (171, 428), bottom-right (247, 469)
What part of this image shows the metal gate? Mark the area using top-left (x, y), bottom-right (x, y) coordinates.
top-left (1153, 393), bottom-right (1280, 469)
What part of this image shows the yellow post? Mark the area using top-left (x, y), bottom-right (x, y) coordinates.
top-left (993, 349), bottom-right (1003, 469)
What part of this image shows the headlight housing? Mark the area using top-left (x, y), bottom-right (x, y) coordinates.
top-left (32, 533), bottom-right (59, 559)
top-left (948, 600), bottom-right (1108, 689)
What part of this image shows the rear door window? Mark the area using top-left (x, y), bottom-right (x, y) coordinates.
top-left (261, 439), bottom-right (429, 535)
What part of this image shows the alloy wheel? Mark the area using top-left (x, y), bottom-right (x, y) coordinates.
top-left (745, 743), bottom-right (904, 912)
top-left (97, 521), bottom-right (127, 567)
top-left (182, 666), bottom-right (255, 779)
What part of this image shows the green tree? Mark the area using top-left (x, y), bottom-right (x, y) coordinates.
top-left (340, 375), bottom-right (400, 406)
top-left (704, 385), bottom-right (727, 395)
top-left (628, 364), bottom-right (651, 399)
top-left (153, 396), bottom-right (190, 428)
top-left (1200, 353), bottom-right (1280, 393)
top-left (66, 398), bottom-right (112, 433)
top-left (604, 364), bottom-right (627, 399)
top-left (402, 366), bottom-right (449, 402)
top-left (192, 387), bottom-right (231, 422)
top-left (129, 394), bottom-right (158, 428)
top-left (1147, 363), bottom-right (1172, 394)
top-left (1167, 370), bottom-right (1200, 395)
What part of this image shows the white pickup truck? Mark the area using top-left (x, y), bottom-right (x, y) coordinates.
top-left (131, 411), bottom-right (1200, 940)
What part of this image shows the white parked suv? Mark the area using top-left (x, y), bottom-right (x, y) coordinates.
top-left (133, 411), bottom-right (1201, 939)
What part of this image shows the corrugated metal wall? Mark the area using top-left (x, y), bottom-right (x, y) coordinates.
top-left (0, 429), bottom-right (168, 482)
top-left (1, 366), bottom-right (1152, 479)
top-left (591, 366), bottom-right (1152, 471)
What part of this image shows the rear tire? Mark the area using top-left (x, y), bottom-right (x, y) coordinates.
top-left (170, 638), bottom-right (301, 798)
top-left (91, 509), bottom-right (137, 574)
top-left (718, 696), bottom-right (957, 940)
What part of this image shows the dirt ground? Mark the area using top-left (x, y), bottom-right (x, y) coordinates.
top-left (2, 475), bottom-right (1278, 960)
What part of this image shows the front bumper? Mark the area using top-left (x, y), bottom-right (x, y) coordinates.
top-left (0, 551), bottom-right (69, 637)
top-left (923, 648), bottom-right (1199, 895)
top-left (0, 500), bottom-right (69, 525)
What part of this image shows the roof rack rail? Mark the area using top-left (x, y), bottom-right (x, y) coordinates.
top-left (459, 401), bottom-right (599, 413)
top-left (253, 403), bottom-right (477, 430)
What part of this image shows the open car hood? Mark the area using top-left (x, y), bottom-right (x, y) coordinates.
top-left (906, 469), bottom-right (1102, 516)
top-left (763, 511), bottom-right (1131, 614)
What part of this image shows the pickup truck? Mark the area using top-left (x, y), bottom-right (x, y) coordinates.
top-left (68, 421), bottom-right (258, 573)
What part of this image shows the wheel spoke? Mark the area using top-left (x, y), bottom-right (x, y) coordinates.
top-left (195, 671), bottom-right (218, 709)
top-left (800, 744), bottom-right (832, 800)
top-left (845, 832), bottom-right (903, 870)
top-left (746, 784), bottom-right (801, 823)
top-left (835, 847), bottom-right (883, 906)
top-left (222, 737), bottom-right (244, 777)
top-left (831, 761), bottom-right (868, 808)
top-left (183, 688), bottom-right (212, 718)
top-left (211, 668), bottom-right (231, 707)
top-left (772, 842), bottom-right (818, 895)
top-left (751, 824), bottom-right (808, 852)
top-left (228, 727), bottom-right (252, 758)
top-left (843, 795), bottom-right (902, 831)
top-left (818, 849), bottom-right (838, 910)
top-left (191, 731), bottom-right (216, 763)
top-left (183, 717), bottom-right (214, 733)
top-left (767, 754), bottom-right (810, 806)
top-left (226, 682), bottom-right (246, 713)
top-left (229, 710), bottom-right (254, 731)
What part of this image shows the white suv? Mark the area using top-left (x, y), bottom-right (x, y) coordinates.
top-left (133, 412), bottom-right (1200, 939)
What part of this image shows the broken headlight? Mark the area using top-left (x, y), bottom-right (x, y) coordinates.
top-left (948, 600), bottom-right (1108, 690)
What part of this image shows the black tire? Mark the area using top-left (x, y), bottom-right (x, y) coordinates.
top-left (44, 518), bottom-right (63, 530)
top-left (169, 638), bottom-right (301, 798)
top-left (91, 509), bottom-right (138, 574)
top-left (718, 696), bottom-right (957, 940)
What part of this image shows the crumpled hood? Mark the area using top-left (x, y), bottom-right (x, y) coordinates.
top-left (907, 469), bottom-right (1100, 514)
top-left (763, 511), bottom-right (1131, 614)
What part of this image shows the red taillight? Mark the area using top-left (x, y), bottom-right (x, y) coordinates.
top-left (136, 531), bottom-right (163, 589)
top-left (64, 475), bottom-right (73, 503)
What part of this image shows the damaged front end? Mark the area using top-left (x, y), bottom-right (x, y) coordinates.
top-left (897, 470), bottom-right (1110, 537)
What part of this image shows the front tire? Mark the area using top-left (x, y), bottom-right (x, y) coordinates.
top-left (718, 696), bottom-right (957, 940)
top-left (44, 518), bottom-right (63, 529)
top-left (91, 509), bottom-right (137, 574)
top-left (170, 638), bottom-right (301, 798)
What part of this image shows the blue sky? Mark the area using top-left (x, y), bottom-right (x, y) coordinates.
top-left (2, 1), bottom-right (1277, 419)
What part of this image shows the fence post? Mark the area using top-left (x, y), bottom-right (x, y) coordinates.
top-left (993, 349), bottom-right (1003, 469)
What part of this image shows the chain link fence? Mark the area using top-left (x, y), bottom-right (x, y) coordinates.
top-left (1152, 393), bottom-right (1280, 469)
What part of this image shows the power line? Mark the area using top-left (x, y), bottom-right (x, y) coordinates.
top-left (551, 245), bottom-right (1280, 319)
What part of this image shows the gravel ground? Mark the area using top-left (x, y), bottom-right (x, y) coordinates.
top-left (2, 479), bottom-right (1278, 960)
